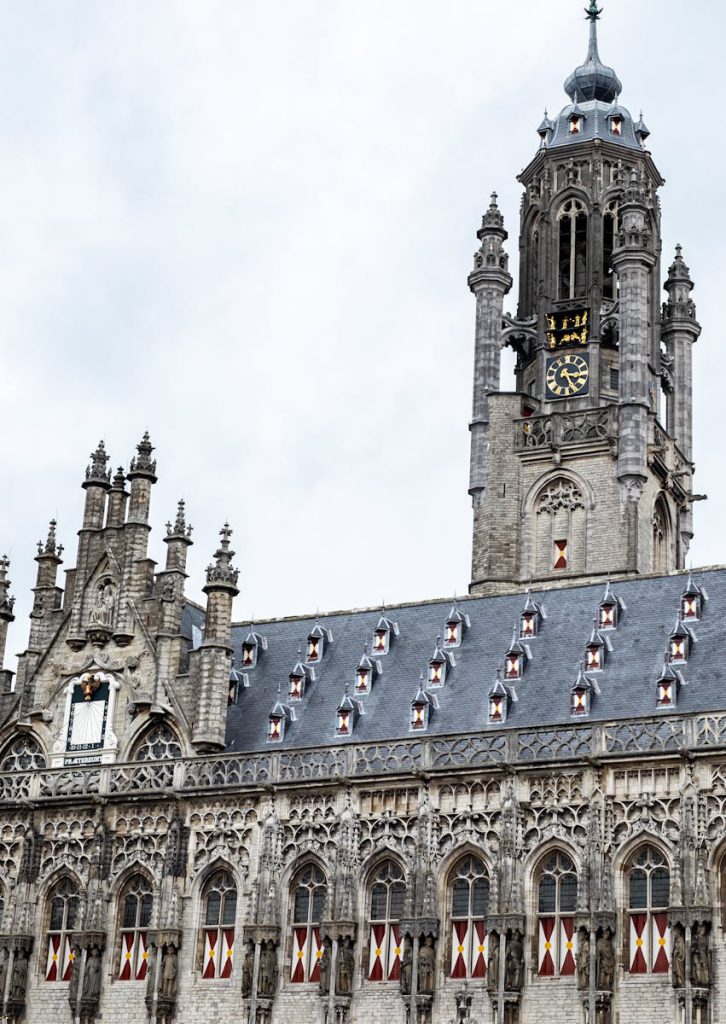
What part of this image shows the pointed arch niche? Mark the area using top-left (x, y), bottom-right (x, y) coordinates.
top-left (527, 475), bottom-right (590, 578)
top-left (652, 495), bottom-right (672, 575)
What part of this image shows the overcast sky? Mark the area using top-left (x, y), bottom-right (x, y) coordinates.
top-left (0, 0), bottom-right (723, 663)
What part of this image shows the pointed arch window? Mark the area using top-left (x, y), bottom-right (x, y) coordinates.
top-left (367, 861), bottom-right (406, 983)
top-left (558, 200), bottom-right (588, 300)
top-left (290, 864), bottom-right (327, 984)
top-left (536, 851), bottom-right (577, 977)
top-left (0, 734), bottom-right (46, 772)
top-left (133, 723), bottom-right (182, 761)
top-left (603, 201), bottom-right (619, 300)
top-left (652, 499), bottom-right (670, 574)
top-left (45, 878), bottom-right (80, 982)
top-left (449, 855), bottom-right (490, 980)
top-left (627, 846), bottom-right (670, 974)
top-left (200, 869), bottom-right (237, 980)
top-left (118, 874), bottom-right (153, 981)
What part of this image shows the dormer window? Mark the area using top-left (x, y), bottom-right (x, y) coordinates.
top-left (306, 623), bottom-right (332, 665)
top-left (268, 714), bottom-right (283, 741)
top-left (289, 670), bottom-right (305, 700)
top-left (656, 661), bottom-right (681, 709)
top-left (569, 115), bottom-right (583, 135)
top-left (428, 638), bottom-right (452, 689)
top-left (410, 680), bottom-right (434, 732)
top-left (505, 633), bottom-right (529, 681)
top-left (520, 594), bottom-right (543, 639)
top-left (668, 621), bottom-right (692, 665)
top-left (242, 627), bottom-right (266, 669)
top-left (356, 666), bottom-right (370, 694)
top-left (598, 582), bottom-right (624, 630)
top-left (373, 614), bottom-right (399, 656)
top-left (570, 668), bottom-right (598, 718)
top-left (610, 117), bottom-right (623, 137)
top-left (586, 644), bottom-right (602, 672)
top-left (681, 576), bottom-right (706, 622)
top-left (444, 605), bottom-right (470, 648)
top-left (488, 677), bottom-right (510, 725)
top-left (337, 708), bottom-right (351, 736)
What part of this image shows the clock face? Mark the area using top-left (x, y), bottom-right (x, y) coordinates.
top-left (546, 354), bottom-right (590, 399)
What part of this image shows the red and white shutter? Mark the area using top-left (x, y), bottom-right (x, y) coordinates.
top-left (291, 927), bottom-right (308, 983)
top-left (629, 913), bottom-right (648, 974)
top-left (220, 928), bottom-right (234, 979)
top-left (368, 924), bottom-right (385, 981)
top-left (203, 929), bottom-right (218, 979)
top-left (538, 917), bottom-right (556, 977)
top-left (119, 932), bottom-right (135, 981)
top-left (308, 927), bottom-right (322, 983)
top-left (61, 937), bottom-right (75, 982)
top-left (651, 914), bottom-right (670, 974)
top-left (136, 931), bottom-right (149, 981)
top-left (559, 918), bottom-right (576, 976)
top-left (45, 935), bottom-right (60, 982)
top-left (387, 924), bottom-right (402, 982)
top-left (450, 920), bottom-right (468, 979)
top-left (471, 921), bottom-right (487, 979)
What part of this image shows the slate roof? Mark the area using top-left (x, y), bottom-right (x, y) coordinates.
top-left (542, 99), bottom-right (644, 152)
top-left (214, 567), bottom-right (726, 754)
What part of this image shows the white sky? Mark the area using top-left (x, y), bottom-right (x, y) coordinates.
top-left (1, 0), bottom-right (723, 664)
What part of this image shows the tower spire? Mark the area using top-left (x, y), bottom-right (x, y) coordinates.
top-left (585, 1), bottom-right (603, 60)
top-left (565, 1), bottom-right (621, 103)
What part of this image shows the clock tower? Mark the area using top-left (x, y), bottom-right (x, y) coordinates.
top-left (468, 2), bottom-right (701, 596)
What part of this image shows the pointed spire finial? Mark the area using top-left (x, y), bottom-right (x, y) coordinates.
top-left (585, 0), bottom-right (603, 21)
top-left (128, 431), bottom-right (157, 479)
top-left (85, 440), bottom-right (111, 486)
top-left (37, 519), bottom-right (63, 559)
top-left (204, 522), bottom-right (239, 591)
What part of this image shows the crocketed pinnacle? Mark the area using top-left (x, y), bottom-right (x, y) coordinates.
top-left (129, 431), bottom-right (157, 478)
top-left (564, 3), bottom-right (622, 103)
top-left (166, 499), bottom-right (193, 541)
top-left (0, 557), bottom-right (15, 621)
top-left (85, 441), bottom-right (111, 486)
top-left (477, 192), bottom-right (507, 241)
top-left (204, 523), bottom-right (240, 590)
top-left (37, 519), bottom-right (63, 560)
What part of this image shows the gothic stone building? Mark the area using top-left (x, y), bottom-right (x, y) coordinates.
top-left (0, 6), bottom-right (719, 1024)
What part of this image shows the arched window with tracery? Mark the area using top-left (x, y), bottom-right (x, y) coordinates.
top-left (290, 864), bottom-right (326, 984)
top-left (449, 855), bottom-right (490, 980)
top-left (367, 860), bottom-right (406, 983)
top-left (627, 845), bottom-right (670, 974)
top-left (200, 869), bottom-right (237, 980)
top-left (558, 200), bottom-right (588, 300)
top-left (602, 201), bottom-right (619, 300)
top-left (534, 477), bottom-right (586, 577)
top-left (536, 851), bottom-right (577, 977)
top-left (45, 878), bottom-right (80, 982)
top-left (133, 723), bottom-right (182, 761)
top-left (118, 874), bottom-right (153, 981)
top-left (0, 734), bottom-right (46, 771)
top-left (652, 498), bottom-right (670, 575)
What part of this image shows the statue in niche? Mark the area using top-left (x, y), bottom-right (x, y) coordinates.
top-left (487, 933), bottom-right (500, 990)
top-left (241, 941), bottom-right (254, 997)
top-left (505, 930), bottom-right (523, 991)
top-left (400, 938), bottom-right (413, 995)
top-left (691, 924), bottom-right (711, 988)
top-left (9, 949), bottom-right (28, 1003)
top-left (68, 947), bottom-right (80, 1007)
top-left (90, 580), bottom-right (115, 627)
top-left (161, 945), bottom-right (178, 999)
top-left (576, 929), bottom-right (590, 990)
top-left (0, 946), bottom-right (8, 1002)
top-left (81, 946), bottom-right (102, 1002)
top-left (258, 940), bottom-right (277, 997)
top-left (671, 927), bottom-right (685, 988)
top-left (318, 941), bottom-right (331, 995)
top-left (595, 929), bottom-right (615, 992)
top-left (336, 937), bottom-right (354, 995)
top-left (418, 936), bottom-right (435, 995)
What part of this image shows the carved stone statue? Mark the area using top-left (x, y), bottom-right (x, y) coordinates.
top-left (242, 941), bottom-right (254, 997)
top-left (418, 935), bottom-right (435, 995)
top-left (577, 929), bottom-right (590, 990)
top-left (9, 949), bottom-right (28, 1003)
top-left (336, 937), bottom-right (354, 995)
top-left (90, 581), bottom-right (115, 627)
top-left (258, 940), bottom-right (278, 997)
top-left (0, 946), bottom-right (9, 1002)
top-left (81, 946), bottom-right (102, 1002)
top-left (487, 933), bottom-right (500, 991)
top-left (691, 924), bottom-right (711, 988)
top-left (161, 945), bottom-right (178, 999)
top-left (400, 938), bottom-right (413, 995)
top-left (595, 929), bottom-right (614, 992)
top-left (505, 930), bottom-right (523, 991)
top-left (671, 927), bottom-right (685, 989)
top-left (68, 946), bottom-right (80, 1008)
top-left (318, 940), bottom-right (331, 995)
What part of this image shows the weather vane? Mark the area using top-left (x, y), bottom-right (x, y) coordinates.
top-left (585, 0), bottom-right (603, 20)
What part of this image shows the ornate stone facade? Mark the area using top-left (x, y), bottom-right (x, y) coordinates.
top-left (0, 7), bottom-right (719, 1024)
